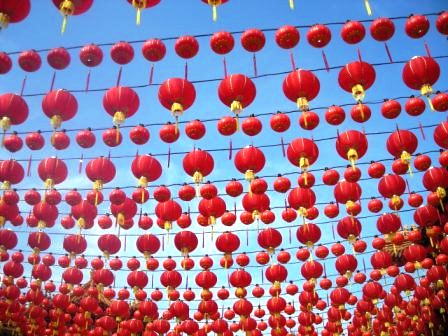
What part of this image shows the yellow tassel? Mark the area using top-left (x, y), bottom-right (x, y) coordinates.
top-left (171, 102), bottom-right (183, 115)
top-left (51, 115), bottom-right (62, 129)
top-left (230, 100), bottom-right (242, 114)
top-left (0, 117), bottom-right (11, 131)
top-left (212, 5), bottom-right (217, 21)
top-left (347, 148), bottom-right (358, 168)
top-left (113, 111), bottom-right (126, 126)
top-left (421, 84), bottom-right (434, 111)
top-left (0, 12), bottom-right (10, 29)
top-left (244, 169), bottom-right (254, 182)
top-left (364, 0), bottom-right (372, 16)
top-left (391, 195), bottom-right (401, 210)
top-left (193, 171), bottom-right (203, 184)
top-left (164, 221), bottom-right (172, 231)
top-left (235, 115), bottom-right (239, 131)
top-left (93, 180), bottom-right (103, 191)
top-left (59, 0), bottom-right (74, 34)
top-left (299, 157), bottom-right (309, 171)
top-left (138, 176), bottom-right (148, 188)
top-left (401, 151), bottom-right (413, 177)
top-left (289, 0), bottom-right (294, 9)
top-left (136, 7), bottom-right (141, 25)
top-left (351, 84), bottom-right (365, 102)
top-left (117, 213), bottom-right (125, 226)
top-left (296, 97), bottom-right (309, 111)
top-left (45, 178), bottom-right (54, 189)
top-left (2, 181), bottom-right (11, 190)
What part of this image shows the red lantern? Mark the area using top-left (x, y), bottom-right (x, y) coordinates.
top-left (434, 121), bottom-right (448, 149)
top-left (275, 25), bottom-right (300, 49)
top-left (287, 138), bottom-right (319, 176)
top-left (282, 69), bottom-right (320, 114)
top-left (75, 128), bottom-right (95, 148)
top-left (85, 156), bottom-right (116, 191)
top-left (136, 234), bottom-right (161, 258)
top-left (0, 93), bottom-right (28, 132)
top-left (71, 200), bottom-right (97, 229)
top-left (79, 43), bottom-right (103, 69)
top-left (288, 187), bottom-right (316, 215)
top-left (381, 99), bottom-right (401, 119)
top-left (131, 155), bottom-right (162, 188)
top-left (402, 56), bottom-right (440, 108)
top-left (378, 174), bottom-right (406, 209)
top-left (234, 145), bottom-right (265, 182)
top-left (110, 41), bottom-right (134, 65)
top-left (370, 17), bottom-right (395, 41)
top-left (241, 29), bottom-right (265, 76)
top-left (18, 50), bottom-right (41, 72)
top-left (37, 157), bottom-right (68, 188)
top-left (436, 11), bottom-right (448, 35)
top-left (296, 222), bottom-right (321, 247)
top-left (386, 129), bottom-right (418, 173)
top-left (335, 130), bottom-right (368, 168)
top-left (158, 78), bottom-right (196, 127)
top-left (185, 119), bottom-right (206, 140)
top-left (155, 199), bottom-right (182, 231)
top-left (341, 20), bottom-right (366, 44)
top-left (0, 52), bottom-right (12, 74)
top-left (174, 230), bottom-right (198, 257)
top-left (210, 31), bottom-right (234, 55)
top-left (103, 86), bottom-right (139, 132)
top-left (218, 74), bottom-right (256, 126)
top-left (47, 47), bottom-right (71, 70)
top-left (175, 36), bottom-right (199, 59)
top-left (183, 149), bottom-right (214, 190)
top-left (42, 89), bottom-right (78, 129)
top-left (307, 24), bottom-right (332, 70)
top-left (257, 227), bottom-right (282, 255)
top-left (338, 61), bottom-right (376, 101)
top-left (405, 14), bottom-right (430, 39)
top-left (198, 196), bottom-right (226, 225)
top-left (325, 105), bottom-right (345, 126)
top-left (52, 0), bottom-right (93, 33)
top-left (337, 216), bottom-right (362, 243)
top-left (216, 231), bottom-right (240, 263)
top-left (0, 0), bottom-right (30, 29)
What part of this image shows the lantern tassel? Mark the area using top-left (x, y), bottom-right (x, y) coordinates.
top-left (223, 57), bottom-right (228, 77)
top-left (420, 84), bottom-right (434, 111)
top-left (184, 61), bottom-right (188, 80)
top-left (364, 0), bottom-right (372, 16)
top-left (136, 7), bottom-right (141, 25)
top-left (280, 137), bottom-right (286, 157)
top-left (384, 43), bottom-right (393, 63)
top-left (424, 42), bottom-right (432, 58)
top-left (167, 145), bottom-right (171, 168)
top-left (27, 155), bottom-right (32, 177)
top-left (290, 52), bottom-right (296, 71)
top-left (212, 5), bottom-right (217, 21)
top-left (20, 76), bottom-right (27, 96)
top-left (50, 71), bottom-right (56, 91)
top-left (228, 139), bottom-right (232, 160)
top-left (289, 0), bottom-right (294, 9)
top-left (253, 53), bottom-right (258, 77)
top-left (419, 121), bottom-right (426, 140)
top-left (85, 70), bottom-right (91, 93)
top-left (149, 63), bottom-right (154, 85)
top-left (116, 66), bottom-right (123, 86)
top-left (61, 15), bottom-right (68, 34)
top-left (322, 50), bottom-right (330, 72)
top-left (78, 154), bottom-right (83, 174)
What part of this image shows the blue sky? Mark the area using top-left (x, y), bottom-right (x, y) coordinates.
top-left (1, 0), bottom-right (448, 333)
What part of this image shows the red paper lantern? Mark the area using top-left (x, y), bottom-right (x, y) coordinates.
top-left (0, 0), bottom-right (30, 29)
top-left (37, 157), bottom-right (68, 188)
top-left (42, 89), bottom-right (78, 129)
top-left (434, 121), bottom-right (448, 149)
top-left (198, 196), bottom-right (226, 225)
top-left (241, 29), bottom-right (265, 52)
top-left (405, 14), bottom-right (430, 39)
top-left (436, 11), bottom-right (448, 35)
top-left (234, 145), bottom-right (265, 181)
top-left (52, 0), bottom-right (93, 33)
top-left (275, 25), bottom-right (300, 49)
top-left (338, 61), bottom-right (376, 101)
top-left (288, 187), bottom-right (316, 214)
top-left (131, 155), bottom-right (162, 188)
top-left (370, 17), bottom-right (395, 41)
top-left (218, 74), bottom-right (256, 123)
top-left (0, 93), bottom-right (29, 132)
top-left (47, 47), bottom-right (71, 70)
top-left (378, 174), bottom-right (406, 209)
top-left (0, 52), bottom-right (12, 74)
top-left (341, 20), bottom-right (366, 44)
top-left (210, 31), bottom-right (235, 55)
top-left (18, 50), bottom-right (41, 72)
top-left (103, 86), bottom-right (140, 127)
top-left (282, 69), bottom-right (320, 113)
top-left (287, 138), bottom-right (319, 174)
top-left (307, 24), bottom-right (331, 47)
top-left (335, 130), bottom-right (368, 167)
top-left (142, 38), bottom-right (166, 63)
top-left (183, 148), bottom-right (214, 189)
top-left (155, 199), bottom-right (182, 231)
top-left (136, 234), bottom-right (161, 258)
top-left (85, 156), bottom-right (116, 191)
top-left (174, 230), bottom-right (198, 256)
top-left (110, 41), bottom-right (134, 65)
top-left (296, 222), bottom-right (321, 247)
top-left (386, 129), bottom-right (418, 173)
top-left (402, 56), bottom-right (440, 105)
top-left (216, 231), bottom-right (240, 261)
top-left (381, 99), bottom-right (401, 119)
top-left (79, 44), bottom-right (103, 67)
top-left (158, 78), bottom-right (196, 126)
top-left (184, 119), bottom-right (206, 140)
top-left (175, 36), bottom-right (199, 59)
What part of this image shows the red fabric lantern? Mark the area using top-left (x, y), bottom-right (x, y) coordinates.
top-left (275, 25), bottom-right (300, 49)
top-left (42, 89), bottom-right (78, 129)
top-left (142, 38), bottom-right (166, 62)
top-left (257, 227), bottom-right (282, 255)
top-left (335, 130), bottom-right (368, 167)
top-left (307, 24), bottom-right (331, 47)
top-left (337, 216), bottom-right (362, 243)
top-left (370, 17), bottom-right (395, 41)
top-left (47, 47), bottom-right (71, 70)
top-left (0, 160), bottom-right (24, 189)
top-left (218, 74), bottom-right (256, 125)
top-left (0, 93), bottom-right (28, 132)
top-left (183, 149), bottom-right (214, 189)
top-left (405, 14), bottom-right (430, 39)
top-left (131, 155), bottom-right (162, 188)
top-left (386, 129), bottom-right (418, 173)
top-left (0, 0), bottom-right (30, 29)
top-left (234, 145), bottom-right (265, 181)
top-left (296, 222), bottom-right (321, 247)
top-left (282, 69), bottom-right (320, 113)
top-left (71, 200), bottom-right (97, 229)
top-left (216, 231), bottom-right (240, 262)
top-left (155, 199), bottom-right (182, 231)
top-left (378, 174), bottom-right (406, 209)
top-left (338, 61), bottom-right (376, 102)
top-left (341, 20), bottom-right (366, 44)
top-left (287, 138), bottom-right (319, 175)
top-left (288, 187), bottom-right (316, 215)
top-left (241, 29), bottom-right (265, 76)
top-left (158, 78), bottom-right (196, 127)
top-left (434, 121), bottom-right (448, 149)
top-left (402, 56), bottom-right (440, 108)
top-left (0, 52), bottom-right (12, 74)
top-left (110, 41), bottom-right (134, 65)
top-left (52, 0), bottom-right (93, 33)
top-left (334, 180), bottom-right (362, 209)
top-left (210, 31), bottom-right (234, 55)
top-left (175, 36), bottom-right (199, 59)
top-left (85, 156), bottom-right (116, 191)
top-left (103, 86), bottom-right (139, 127)
top-left (18, 50), bottom-right (41, 72)
top-left (136, 234), bottom-right (161, 258)
top-left (436, 11), bottom-right (448, 35)
top-left (198, 196), bottom-right (226, 225)
top-left (174, 230), bottom-right (198, 256)
top-left (79, 44), bottom-right (103, 67)
top-left (37, 157), bottom-right (68, 188)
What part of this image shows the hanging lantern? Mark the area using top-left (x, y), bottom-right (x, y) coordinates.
top-left (131, 155), bottom-right (162, 188)
top-left (52, 0), bottom-right (93, 33)
top-left (136, 234), bottom-right (160, 259)
top-left (70, 200), bottom-right (97, 230)
top-left (286, 138), bottom-right (319, 179)
top-left (242, 192), bottom-right (270, 219)
top-left (111, 197), bottom-right (137, 228)
top-left (18, 49), bottom-right (41, 72)
top-left (0, 160), bottom-right (24, 190)
top-left (234, 145), bottom-right (265, 182)
top-left (182, 148), bottom-right (214, 193)
top-left (370, 17), bottom-right (395, 62)
top-left (142, 38), bottom-right (166, 85)
top-left (174, 230), bottom-right (198, 257)
top-left (0, 93), bottom-right (28, 136)
top-left (288, 187), bottom-right (316, 218)
top-left (436, 11), bottom-right (448, 35)
top-left (0, 52), bottom-right (12, 74)
top-left (241, 29), bottom-right (266, 76)
top-left (405, 14), bottom-right (430, 39)
top-left (296, 222), bottom-right (321, 248)
top-left (218, 74), bottom-right (256, 128)
top-left (338, 61), bottom-right (376, 101)
top-left (378, 174), bottom-right (406, 210)
top-left (307, 24), bottom-right (332, 71)
top-left (198, 196), bottom-right (226, 226)
top-left (0, 0), bottom-right (30, 30)
top-left (127, 0), bottom-right (160, 25)
top-left (282, 69), bottom-right (320, 126)
top-left (202, 0), bottom-right (228, 21)
top-left (37, 157), bottom-right (68, 189)
top-left (42, 89), bottom-right (78, 129)
top-left (215, 231), bottom-right (240, 267)
top-left (155, 199), bottom-right (182, 232)
top-left (158, 77), bottom-right (196, 130)
top-left (386, 129), bottom-right (418, 174)
top-left (103, 86), bottom-right (139, 141)
top-left (422, 167), bottom-right (448, 207)
top-left (335, 130), bottom-right (368, 168)
top-left (257, 227), bottom-right (282, 256)
top-left (402, 56), bottom-right (440, 110)
top-left (341, 20), bottom-right (366, 44)
top-left (333, 180), bottom-right (362, 214)
top-left (85, 156), bottom-right (116, 194)
top-left (210, 31), bottom-right (234, 55)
